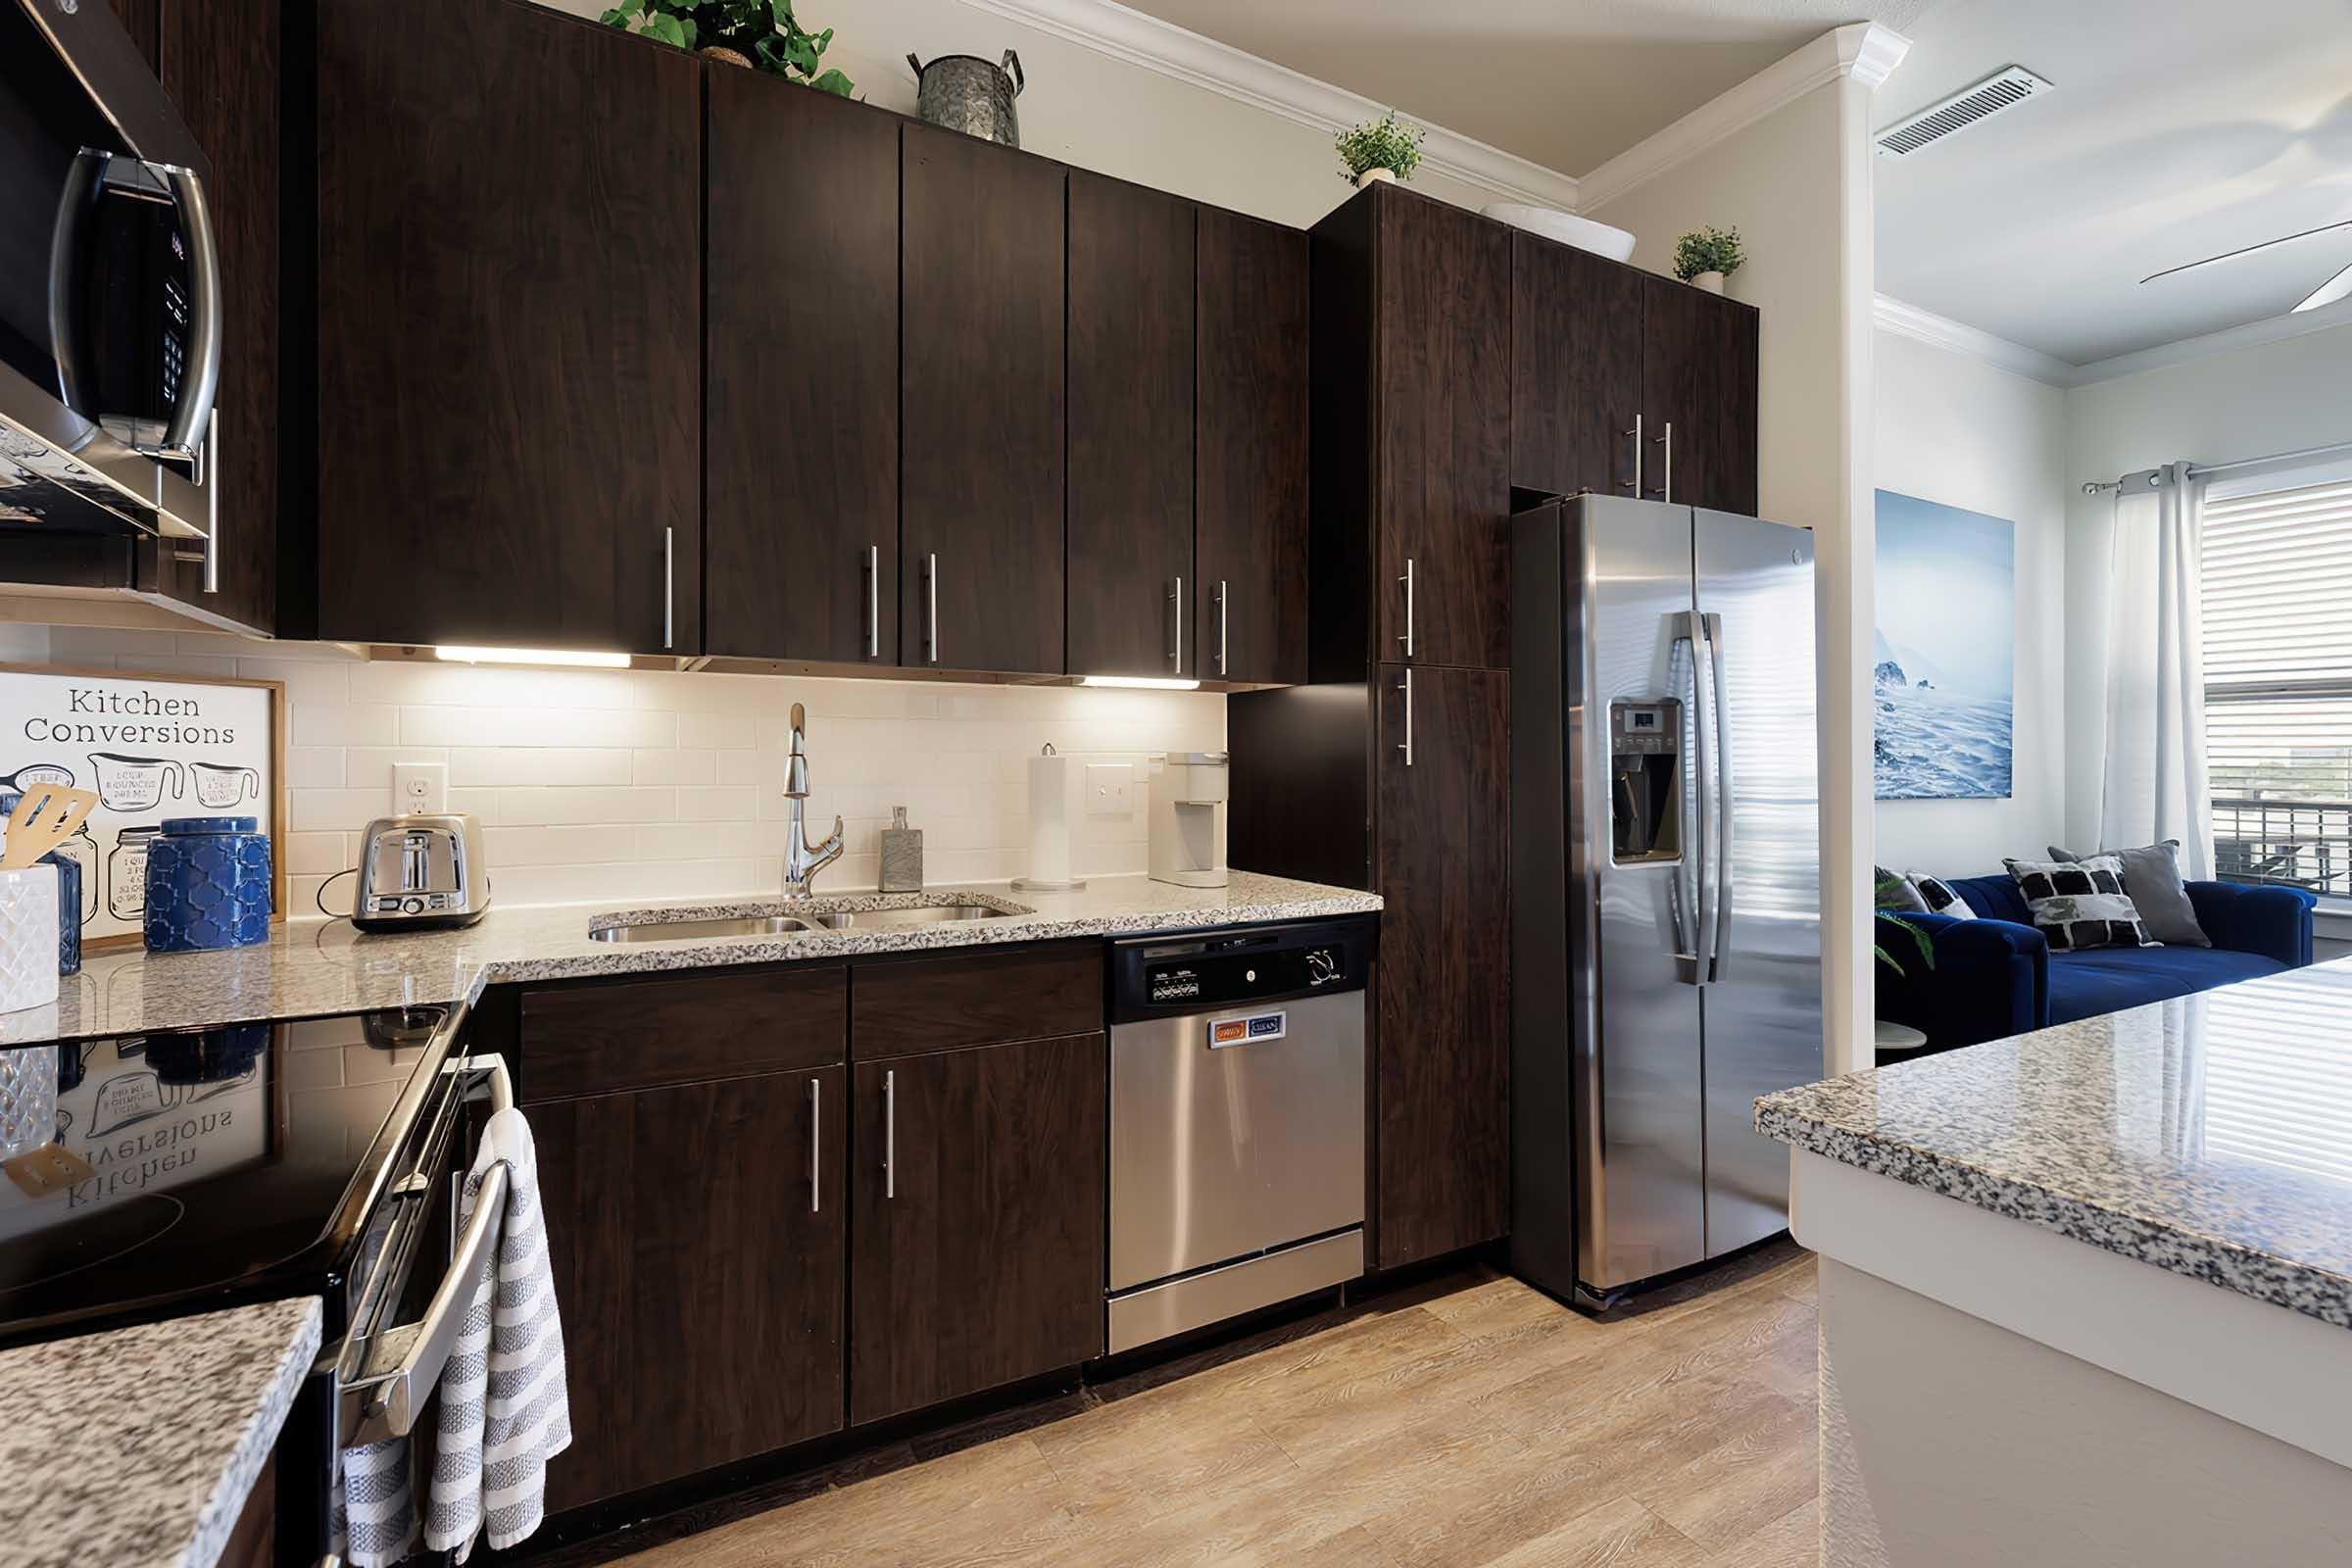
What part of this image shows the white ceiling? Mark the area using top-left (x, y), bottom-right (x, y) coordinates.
top-left (1874, 0), bottom-right (2352, 365)
top-left (1115, 0), bottom-right (1932, 177)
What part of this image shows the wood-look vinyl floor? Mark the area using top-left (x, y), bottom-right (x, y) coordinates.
top-left (610, 1241), bottom-right (1820, 1568)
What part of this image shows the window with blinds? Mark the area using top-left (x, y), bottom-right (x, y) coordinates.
top-left (2203, 476), bottom-right (2352, 900)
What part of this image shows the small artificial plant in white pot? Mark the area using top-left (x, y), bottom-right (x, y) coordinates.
top-left (1672, 225), bottom-right (1744, 294)
top-left (1336, 111), bottom-right (1425, 189)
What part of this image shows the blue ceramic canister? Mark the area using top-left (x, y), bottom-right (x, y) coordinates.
top-left (0, 790), bottom-right (80, 976)
top-left (144, 816), bottom-right (273, 954)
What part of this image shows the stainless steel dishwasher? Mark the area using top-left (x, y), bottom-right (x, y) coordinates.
top-left (1105, 916), bottom-right (1371, 1352)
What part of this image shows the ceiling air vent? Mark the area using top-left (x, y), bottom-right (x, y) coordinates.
top-left (1875, 65), bottom-right (2052, 158)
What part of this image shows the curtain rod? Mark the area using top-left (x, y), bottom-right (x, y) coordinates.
top-left (2081, 437), bottom-right (2352, 496)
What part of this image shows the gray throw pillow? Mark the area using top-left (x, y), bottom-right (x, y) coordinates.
top-left (1874, 865), bottom-right (1929, 911)
top-left (2046, 840), bottom-right (2209, 948)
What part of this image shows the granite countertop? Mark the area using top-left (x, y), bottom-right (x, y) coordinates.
top-left (1757, 957), bottom-right (2352, 1329)
top-left (1, 1297), bottom-right (320, 1568)
top-left (0, 871), bottom-right (1382, 1047)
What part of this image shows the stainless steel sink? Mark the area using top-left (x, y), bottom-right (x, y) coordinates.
top-left (589, 914), bottom-right (815, 943)
top-left (810, 904), bottom-right (1003, 931)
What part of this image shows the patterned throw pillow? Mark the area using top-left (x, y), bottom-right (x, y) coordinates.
top-left (1911, 874), bottom-right (1978, 920)
top-left (2003, 856), bottom-right (2153, 952)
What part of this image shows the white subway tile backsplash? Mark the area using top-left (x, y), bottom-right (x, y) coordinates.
top-left (498, 785), bottom-right (678, 825)
top-left (448, 748), bottom-right (634, 788)
top-left (675, 785), bottom-right (756, 822)
top-left (676, 710), bottom-right (758, 750)
top-left (17, 628), bottom-right (1223, 908)
top-left (631, 749), bottom-right (716, 786)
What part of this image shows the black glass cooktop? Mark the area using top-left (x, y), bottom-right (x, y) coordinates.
top-left (0, 1006), bottom-right (457, 1345)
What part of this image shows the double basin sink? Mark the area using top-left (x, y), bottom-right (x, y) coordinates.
top-left (589, 901), bottom-right (1012, 944)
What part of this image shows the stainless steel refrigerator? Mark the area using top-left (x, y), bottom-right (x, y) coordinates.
top-left (1508, 493), bottom-right (1823, 1307)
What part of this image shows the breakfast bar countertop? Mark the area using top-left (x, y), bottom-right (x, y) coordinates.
top-left (1757, 956), bottom-right (2352, 1329)
top-left (0, 871), bottom-right (1383, 1047)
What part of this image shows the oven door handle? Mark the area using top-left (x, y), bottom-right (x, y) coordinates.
top-left (337, 1054), bottom-right (513, 1446)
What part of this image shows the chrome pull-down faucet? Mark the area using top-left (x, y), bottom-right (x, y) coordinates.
top-left (782, 702), bottom-right (844, 899)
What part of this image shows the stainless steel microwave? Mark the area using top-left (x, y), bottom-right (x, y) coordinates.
top-left (1, 0), bottom-right (220, 544)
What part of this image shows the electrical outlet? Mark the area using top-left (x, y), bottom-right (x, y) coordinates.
top-left (1084, 762), bottom-right (1134, 816)
top-left (392, 761), bottom-right (448, 814)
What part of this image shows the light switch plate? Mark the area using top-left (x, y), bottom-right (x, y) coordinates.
top-left (393, 761), bottom-right (448, 814)
top-left (1085, 762), bottom-right (1133, 815)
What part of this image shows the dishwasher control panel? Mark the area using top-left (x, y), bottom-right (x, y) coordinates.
top-left (1110, 917), bottom-right (1373, 1023)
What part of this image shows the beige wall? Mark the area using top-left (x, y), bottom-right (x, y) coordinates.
top-left (1873, 331), bottom-right (2070, 876)
top-left (1587, 78), bottom-right (1880, 1077)
top-left (539, 0), bottom-right (1502, 225)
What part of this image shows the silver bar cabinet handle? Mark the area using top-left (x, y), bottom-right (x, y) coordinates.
top-left (1168, 576), bottom-right (1183, 670)
top-left (865, 545), bottom-right (879, 659)
top-left (202, 411), bottom-right (220, 594)
top-left (662, 526), bottom-right (675, 650)
top-left (808, 1077), bottom-right (822, 1213)
top-left (1398, 559), bottom-right (1414, 657)
top-left (1397, 667), bottom-right (1413, 767)
top-left (924, 555), bottom-right (939, 664)
top-left (1624, 413), bottom-right (1643, 494)
top-left (1216, 580), bottom-right (1228, 675)
top-left (883, 1068), bottom-right (897, 1198)
top-left (1650, 421), bottom-right (1673, 500)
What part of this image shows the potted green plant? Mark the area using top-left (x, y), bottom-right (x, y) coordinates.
top-left (600, 0), bottom-right (854, 95)
top-left (1873, 873), bottom-right (1936, 977)
top-left (1336, 112), bottom-right (1425, 189)
top-left (1672, 225), bottom-right (1745, 294)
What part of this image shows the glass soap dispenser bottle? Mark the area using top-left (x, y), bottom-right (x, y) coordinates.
top-left (879, 806), bottom-right (923, 893)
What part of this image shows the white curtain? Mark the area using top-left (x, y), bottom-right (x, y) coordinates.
top-left (2099, 463), bottom-right (2215, 876)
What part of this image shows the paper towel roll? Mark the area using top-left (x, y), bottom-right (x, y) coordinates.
top-left (1012, 746), bottom-right (1086, 891)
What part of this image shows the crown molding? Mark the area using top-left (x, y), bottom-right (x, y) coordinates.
top-left (953, 0), bottom-right (1581, 210)
top-left (1874, 294), bottom-right (2076, 387)
top-left (2068, 295), bottom-right (2352, 387)
top-left (1577, 22), bottom-right (1912, 212)
top-left (1875, 291), bottom-right (2352, 391)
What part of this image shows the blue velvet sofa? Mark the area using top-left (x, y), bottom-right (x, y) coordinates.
top-left (1876, 874), bottom-right (2317, 1054)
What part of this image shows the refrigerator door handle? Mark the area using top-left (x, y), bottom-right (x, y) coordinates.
top-left (1670, 614), bottom-right (1707, 986)
top-left (1703, 611), bottom-right (1733, 981)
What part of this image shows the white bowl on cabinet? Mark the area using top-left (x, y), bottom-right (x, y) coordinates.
top-left (1481, 203), bottom-right (1636, 264)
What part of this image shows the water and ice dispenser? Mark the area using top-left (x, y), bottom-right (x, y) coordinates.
top-left (1609, 699), bottom-right (1683, 863)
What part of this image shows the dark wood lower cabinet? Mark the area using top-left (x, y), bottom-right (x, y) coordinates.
top-left (534, 1067), bottom-right (844, 1513)
top-left (1373, 663), bottom-right (1509, 1268)
top-left (849, 1034), bottom-right (1106, 1425)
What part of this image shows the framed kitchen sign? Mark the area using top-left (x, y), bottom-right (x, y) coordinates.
top-left (0, 665), bottom-right (287, 951)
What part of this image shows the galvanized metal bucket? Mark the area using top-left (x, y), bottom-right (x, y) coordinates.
top-left (907, 50), bottom-right (1024, 149)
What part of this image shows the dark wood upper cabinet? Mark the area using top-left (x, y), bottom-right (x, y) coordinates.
top-left (1641, 275), bottom-right (1760, 516)
top-left (1197, 208), bottom-right (1308, 687)
top-left (1372, 662), bottom-right (1508, 1268)
top-left (1708, 297), bottom-right (1761, 517)
top-left (849, 1033), bottom-right (1105, 1425)
top-left (901, 122), bottom-right (1065, 676)
top-left (535, 1065), bottom-right (845, 1513)
top-left (1511, 232), bottom-right (1644, 504)
top-left (314, 0), bottom-right (700, 653)
top-left (1374, 190), bottom-right (1511, 672)
top-left (706, 73), bottom-right (899, 662)
top-left (1066, 172), bottom-right (1194, 679)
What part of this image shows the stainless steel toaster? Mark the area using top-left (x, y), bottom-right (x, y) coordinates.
top-left (352, 813), bottom-right (491, 931)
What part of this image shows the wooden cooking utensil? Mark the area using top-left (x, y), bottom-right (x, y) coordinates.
top-left (0, 784), bottom-right (98, 870)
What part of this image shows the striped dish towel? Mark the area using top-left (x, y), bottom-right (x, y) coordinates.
top-left (334, 1438), bottom-right (417, 1568)
top-left (427, 1104), bottom-right (573, 1562)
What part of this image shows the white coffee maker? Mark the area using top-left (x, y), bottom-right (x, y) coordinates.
top-left (1146, 752), bottom-right (1229, 888)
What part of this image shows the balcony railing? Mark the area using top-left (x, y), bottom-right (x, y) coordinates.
top-left (2213, 796), bottom-right (2352, 899)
